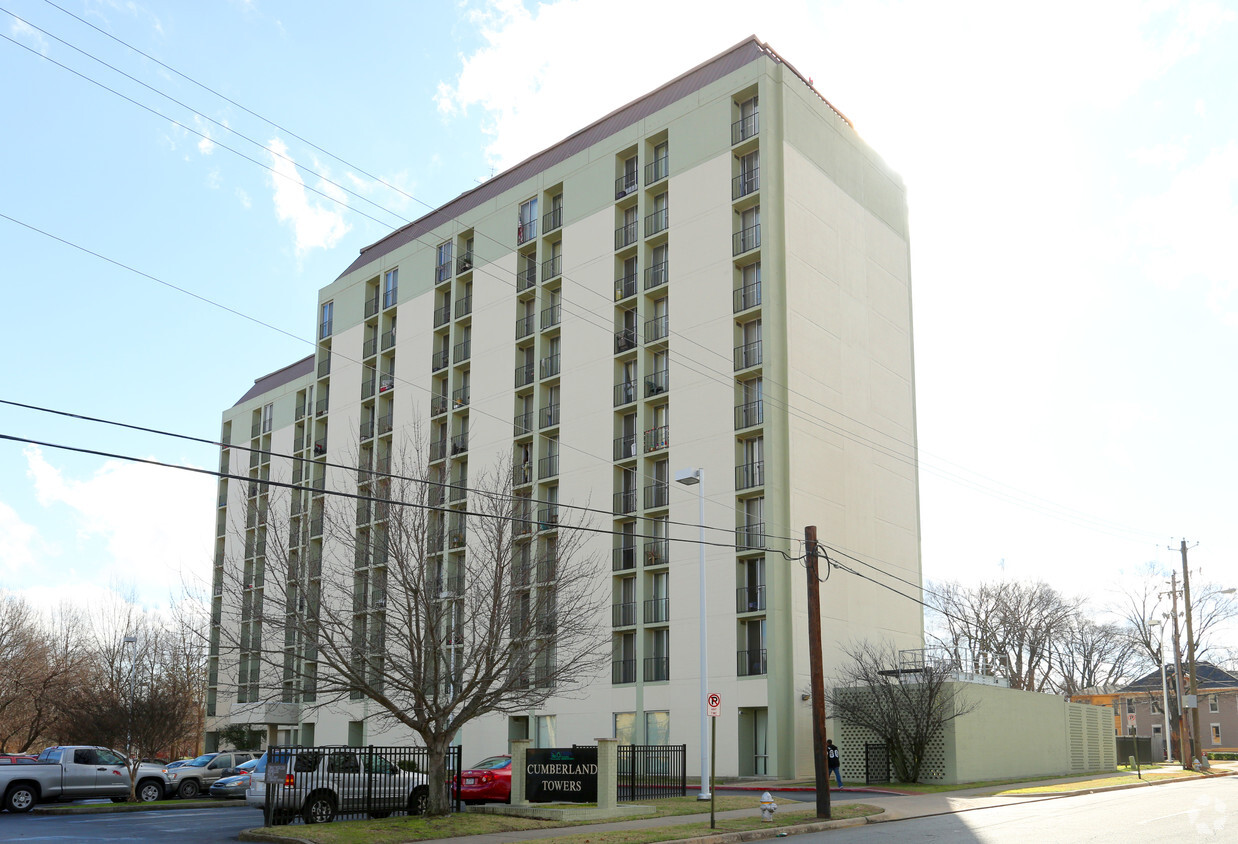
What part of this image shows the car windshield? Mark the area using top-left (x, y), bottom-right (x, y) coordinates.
top-left (187, 754), bottom-right (215, 767)
top-left (471, 756), bottom-right (510, 770)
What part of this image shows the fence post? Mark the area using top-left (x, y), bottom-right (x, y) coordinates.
top-left (510, 739), bottom-right (530, 806)
top-left (596, 738), bottom-right (617, 810)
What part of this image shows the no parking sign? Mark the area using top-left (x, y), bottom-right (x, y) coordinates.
top-left (707, 693), bottom-right (721, 717)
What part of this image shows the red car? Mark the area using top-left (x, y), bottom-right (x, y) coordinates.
top-left (0, 755), bottom-right (37, 765)
top-left (454, 755), bottom-right (511, 803)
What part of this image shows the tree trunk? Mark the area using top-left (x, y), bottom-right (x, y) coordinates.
top-left (423, 733), bottom-right (453, 817)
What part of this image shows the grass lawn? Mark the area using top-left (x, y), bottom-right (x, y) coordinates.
top-left (995, 770), bottom-right (1204, 795)
top-left (248, 795), bottom-right (881, 844)
top-left (780, 768), bottom-right (1178, 795)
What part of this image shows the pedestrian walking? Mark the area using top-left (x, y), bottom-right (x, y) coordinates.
top-left (826, 739), bottom-right (842, 788)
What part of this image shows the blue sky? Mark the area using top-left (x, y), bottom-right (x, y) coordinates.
top-left (2, 0), bottom-right (1235, 631)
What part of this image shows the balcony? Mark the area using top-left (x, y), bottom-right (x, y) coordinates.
top-left (539, 403), bottom-right (560, 429)
top-left (453, 340), bottom-right (471, 363)
top-left (448, 526), bottom-right (467, 546)
top-left (360, 420), bottom-right (375, 441)
top-left (431, 393), bottom-right (448, 416)
top-left (737, 585), bottom-right (767, 613)
top-left (736, 461), bottom-right (764, 490)
top-left (517, 219), bottom-right (538, 244)
top-left (363, 337), bottom-right (378, 358)
top-left (450, 433), bottom-right (469, 456)
top-left (613, 490), bottom-right (637, 515)
top-left (612, 602), bottom-right (636, 628)
top-left (644, 597), bottom-right (669, 624)
top-left (313, 437), bottom-right (327, 457)
top-left (537, 506), bottom-right (558, 532)
top-left (645, 369), bottom-right (669, 397)
top-left (318, 356), bottom-right (331, 379)
top-left (615, 221), bottom-right (638, 250)
top-left (613, 434), bottom-right (637, 461)
top-left (309, 516), bottom-right (323, 538)
top-left (543, 206), bottom-right (563, 233)
top-left (644, 315), bottom-right (668, 344)
top-left (454, 296), bottom-right (472, 320)
top-left (735, 277), bottom-right (762, 310)
top-left (612, 659), bottom-right (636, 684)
top-left (614, 381), bottom-right (637, 407)
top-left (320, 319), bottom-right (332, 339)
top-left (644, 207), bottom-right (668, 238)
top-left (541, 254), bottom-right (562, 282)
top-left (644, 482), bottom-right (669, 510)
top-left (645, 155), bottom-right (668, 185)
top-left (429, 439), bottom-right (446, 462)
top-left (435, 260), bottom-right (452, 284)
top-left (513, 507), bottom-right (533, 536)
top-left (515, 314), bottom-right (535, 340)
top-left (315, 396), bottom-right (329, 417)
top-left (644, 656), bottom-right (670, 682)
top-left (538, 453), bottom-right (558, 479)
top-left (383, 285), bottom-right (398, 309)
top-left (515, 363), bottom-right (535, 389)
top-left (644, 426), bottom-right (669, 453)
top-left (362, 375), bottom-right (376, 401)
top-left (734, 340), bottom-right (762, 371)
top-left (735, 399), bottom-right (763, 430)
top-left (364, 294), bottom-right (380, 318)
top-left (456, 252), bottom-right (474, 274)
top-left (738, 648), bottom-right (768, 677)
top-left (644, 540), bottom-right (668, 568)
top-left (540, 304), bottom-right (561, 330)
top-left (736, 523), bottom-right (766, 551)
top-left (644, 260), bottom-right (668, 291)
top-left (377, 413), bottom-right (393, 436)
top-left (381, 328), bottom-right (396, 351)
top-left (614, 273), bottom-right (637, 301)
top-left (733, 223), bottom-right (761, 255)
top-left (615, 174), bottom-right (639, 199)
top-left (295, 401), bottom-right (305, 420)
top-left (513, 410), bottom-right (534, 437)
top-left (614, 327), bottom-right (637, 354)
top-left (452, 385), bottom-right (470, 408)
top-left (513, 462), bottom-right (532, 487)
top-left (732, 111), bottom-right (759, 144)
top-left (540, 354), bottom-right (560, 379)
top-left (379, 374), bottom-right (394, 394)
top-left (432, 349), bottom-right (449, 371)
top-left (612, 545), bottom-right (636, 572)
top-left (733, 168), bottom-right (760, 200)
top-left (517, 264), bottom-right (537, 291)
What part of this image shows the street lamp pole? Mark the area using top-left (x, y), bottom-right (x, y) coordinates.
top-left (1149, 620), bottom-right (1174, 762)
top-left (675, 467), bottom-right (709, 801)
top-left (123, 635), bottom-right (137, 757)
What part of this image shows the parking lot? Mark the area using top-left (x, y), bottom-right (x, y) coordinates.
top-left (1, 805), bottom-right (258, 842)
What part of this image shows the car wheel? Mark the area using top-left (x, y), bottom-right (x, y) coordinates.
top-left (408, 785), bottom-right (428, 816)
top-left (177, 779), bottom-right (200, 799)
top-left (302, 791), bottom-right (337, 824)
top-left (5, 785), bottom-right (37, 813)
top-left (138, 780), bottom-right (163, 802)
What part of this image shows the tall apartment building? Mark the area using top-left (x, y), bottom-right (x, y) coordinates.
top-left (207, 37), bottom-right (922, 778)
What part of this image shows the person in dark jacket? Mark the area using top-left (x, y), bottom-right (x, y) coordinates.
top-left (826, 739), bottom-right (842, 788)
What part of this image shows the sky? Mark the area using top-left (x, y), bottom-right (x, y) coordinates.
top-left (1, 0), bottom-right (1235, 637)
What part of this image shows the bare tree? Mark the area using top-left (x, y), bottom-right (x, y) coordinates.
top-left (825, 641), bottom-right (975, 783)
top-left (0, 595), bottom-right (87, 753)
top-left (1052, 617), bottom-right (1137, 696)
top-left (216, 448), bottom-right (608, 815)
top-left (1113, 564), bottom-right (1238, 667)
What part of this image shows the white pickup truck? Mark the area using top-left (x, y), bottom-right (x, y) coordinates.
top-left (0, 745), bottom-right (171, 812)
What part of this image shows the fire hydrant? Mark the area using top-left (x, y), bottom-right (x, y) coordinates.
top-left (759, 791), bottom-right (778, 822)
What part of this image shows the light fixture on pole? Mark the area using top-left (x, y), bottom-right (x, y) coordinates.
top-left (1149, 620), bottom-right (1174, 761)
top-left (675, 466), bottom-right (709, 801)
top-left (123, 635), bottom-right (138, 757)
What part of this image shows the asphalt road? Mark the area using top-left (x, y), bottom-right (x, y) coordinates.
top-left (0, 805), bottom-right (261, 842)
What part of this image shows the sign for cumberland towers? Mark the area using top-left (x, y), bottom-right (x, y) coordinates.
top-left (524, 747), bottom-right (599, 803)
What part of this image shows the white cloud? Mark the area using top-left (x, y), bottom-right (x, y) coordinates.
top-left (0, 501), bottom-right (41, 575)
top-left (235, 187), bottom-right (252, 209)
top-left (265, 137), bottom-right (352, 255)
top-left (9, 16), bottom-right (48, 52)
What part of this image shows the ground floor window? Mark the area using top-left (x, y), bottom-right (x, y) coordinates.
top-left (645, 711), bottom-right (670, 745)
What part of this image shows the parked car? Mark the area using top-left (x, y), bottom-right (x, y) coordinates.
top-left (209, 758), bottom-right (258, 799)
top-left (0, 746), bottom-right (151, 812)
top-left (452, 755), bottom-right (511, 804)
top-left (0, 755), bottom-right (38, 765)
top-left (164, 750), bottom-right (258, 798)
top-left (246, 747), bottom-right (428, 825)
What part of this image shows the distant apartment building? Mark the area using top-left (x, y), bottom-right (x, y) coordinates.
top-left (206, 37), bottom-right (922, 779)
top-left (1103, 662), bottom-right (1238, 760)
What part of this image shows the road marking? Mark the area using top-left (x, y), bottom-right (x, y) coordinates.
top-left (1140, 809), bottom-right (1194, 823)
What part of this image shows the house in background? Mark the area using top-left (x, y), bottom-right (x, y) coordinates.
top-left (1109, 662), bottom-right (1238, 761)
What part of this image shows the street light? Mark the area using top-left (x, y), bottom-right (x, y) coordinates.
top-left (674, 467), bottom-right (709, 801)
top-left (123, 635), bottom-right (137, 757)
top-left (1148, 620), bottom-right (1174, 761)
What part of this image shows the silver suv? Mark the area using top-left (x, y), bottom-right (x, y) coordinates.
top-left (246, 747), bottom-right (427, 825)
top-left (165, 751), bottom-right (258, 798)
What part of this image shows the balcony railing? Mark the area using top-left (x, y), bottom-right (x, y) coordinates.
top-left (453, 340), bottom-right (471, 363)
top-left (614, 381), bottom-right (637, 407)
top-left (735, 399), bottom-right (763, 429)
top-left (381, 328), bottom-right (396, 351)
top-left (435, 260), bottom-right (452, 283)
top-left (543, 206), bottom-right (563, 233)
top-left (360, 420), bottom-right (375, 441)
top-left (733, 168), bottom-right (760, 199)
top-left (644, 482), bottom-right (669, 510)
top-left (540, 304), bottom-right (561, 330)
top-left (613, 490), bottom-right (637, 515)
top-left (613, 545), bottom-right (636, 571)
top-left (615, 221), bottom-right (638, 250)
top-left (452, 386), bottom-right (470, 408)
top-left (515, 363), bottom-right (535, 389)
top-left (429, 439), bottom-right (446, 462)
top-left (315, 396), bottom-right (329, 417)
top-left (645, 369), bottom-right (669, 397)
top-left (737, 585), bottom-right (767, 613)
top-left (612, 602), bottom-right (636, 627)
top-left (362, 375), bottom-right (376, 401)
top-left (732, 111), bottom-right (759, 144)
top-left (645, 155), bottom-right (668, 185)
top-left (513, 410), bottom-right (534, 437)
top-left (517, 219), bottom-right (538, 244)
top-left (318, 356), bottom-right (331, 378)
top-left (513, 462), bottom-right (532, 487)
top-left (644, 539), bottom-right (669, 567)
top-left (363, 337), bottom-right (378, 358)
top-left (537, 506), bottom-right (558, 532)
top-left (644, 656), bottom-right (670, 682)
top-left (614, 327), bottom-right (638, 353)
top-left (613, 434), bottom-right (637, 461)
top-left (644, 597), bottom-right (669, 624)
top-left (432, 349), bottom-right (449, 371)
top-left (538, 454), bottom-right (558, 479)
top-left (377, 413), bottom-right (393, 435)
top-left (734, 279), bottom-right (762, 312)
top-left (734, 340), bottom-right (762, 371)
top-left (644, 426), bottom-right (669, 453)
top-left (431, 393), bottom-right (448, 416)
top-left (738, 648), bottom-right (768, 676)
top-left (456, 252), bottom-right (474, 274)
top-left (644, 315), bottom-right (668, 344)
top-left (383, 285), bottom-right (398, 309)
top-left (540, 354), bottom-right (560, 379)
top-left (539, 403), bottom-right (560, 429)
top-left (364, 294), bottom-right (380, 318)
top-left (541, 254), bottom-right (562, 281)
top-left (450, 433), bottom-right (469, 456)
top-left (320, 319), bottom-right (332, 339)
top-left (733, 223), bottom-right (761, 255)
top-left (615, 174), bottom-right (639, 199)
top-left (612, 659), bottom-right (636, 684)
top-left (736, 523), bottom-right (766, 551)
top-left (614, 273), bottom-right (637, 301)
top-left (449, 484), bottom-right (467, 503)
top-left (517, 264), bottom-right (537, 291)
top-left (379, 373), bottom-right (394, 393)
top-left (736, 461), bottom-right (764, 490)
top-left (515, 314), bottom-right (535, 340)
top-left (454, 296), bottom-right (472, 319)
top-left (313, 437), bottom-right (327, 456)
top-left (644, 207), bottom-right (668, 237)
top-left (644, 260), bottom-right (668, 290)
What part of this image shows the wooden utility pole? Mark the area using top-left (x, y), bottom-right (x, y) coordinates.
top-left (1178, 540), bottom-right (1202, 765)
top-left (805, 526), bottom-right (831, 819)
top-left (1169, 571), bottom-right (1191, 769)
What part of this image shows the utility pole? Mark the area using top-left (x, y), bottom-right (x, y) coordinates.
top-left (804, 526), bottom-right (831, 819)
top-left (1168, 572), bottom-right (1190, 769)
top-left (1178, 539), bottom-right (1202, 766)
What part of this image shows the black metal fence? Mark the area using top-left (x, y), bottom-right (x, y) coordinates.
top-left (260, 744), bottom-right (461, 826)
top-left (617, 744), bottom-right (687, 801)
top-left (864, 743), bottom-right (890, 785)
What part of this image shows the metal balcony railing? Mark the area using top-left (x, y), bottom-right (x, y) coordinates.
top-left (645, 369), bottom-right (669, 397)
top-left (454, 296), bottom-right (472, 319)
top-left (517, 219), bottom-right (538, 244)
top-left (735, 399), bottom-right (763, 429)
top-left (429, 439), bottom-right (446, 462)
top-left (363, 337), bottom-right (378, 358)
top-left (733, 168), bottom-right (760, 199)
top-left (456, 252), bottom-right (474, 274)
top-left (612, 659), bottom-right (636, 684)
top-left (615, 174), bottom-right (639, 199)
top-left (644, 540), bottom-right (669, 567)
top-left (732, 112), bottom-right (759, 144)
top-left (543, 206), bottom-right (563, 233)
top-left (736, 523), bottom-right (766, 551)
top-left (540, 304), bottom-right (561, 330)
top-left (644, 656), bottom-right (670, 682)
top-left (537, 507), bottom-right (558, 532)
top-left (538, 454), bottom-right (558, 479)
top-left (377, 414), bottom-right (393, 436)
top-left (540, 354), bottom-right (560, 379)
top-left (539, 403), bottom-right (560, 429)
top-left (645, 155), bottom-right (668, 185)
top-left (613, 490), bottom-right (637, 515)
top-left (450, 433), bottom-right (469, 456)
top-left (614, 273), bottom-right (638, 301)
top-left (736, 461), bottom-right (765, 490)
top-left (435, 261), bottom-right (452, 284)
top-left (644, 597), bottom-right (669, 624)
top-left (431, 393), bottom-right (448, 416)
top-left (644, 260), bottom-right (668, 290)
top-left (318, 356), bottom-right (331, 378)
top-left (733, 223), bottom-right (761, 255)
top-left (320, 319), bottom-right (332, 339)
top-left (541, 254), bottom-right (562, 281)
top-left (381, 328), bottom-right (396, 351)
top-left (516, 314), bottom-right (535, 340)
top-left (734, 279), bottom-right (762, 312)
top-left (737, 585), bottom-right (767, 613)
top-left (644, 315), bottom-right (668, 343)
top-left (316, 396), bottom-right (329, 417)
top-left (383, 285), bottom-right (398, 309)
top-left (612, 602), bottom-right (636, 627)
top-left (453, 340), bottom-right (471, 363)
top-left (614, 327), bottom-right (638, 353)
top-left (515, 363), bottom-right (535, 389)
top-left (738, 648), bottom-right (768, 676)
top-left (734, 340), bottom-right (762, 371)
top-left (644, 207), bottom-right (669, 237)
top-left (432, 349), bottom-right (449, 371)
top-left (513, 410), bottom-right (533, 437)
top-left (614, 381), bottom-right (637, 407)
top-left (452, 386), bottom-right (470, 408)
top-left (644, 482), bottom-right (669, 510)
top-left (613, 545), bottom-right (636, 571)
top-left (360, 420), bottom-right (375, 441)
top-left (364, 294), bottom-right (380, 318)
top-left (613, 434), bottom-right (637, 461)
top-left (615, 221), bottom-right (638, 250)
top-left (517, 264), bottom-right (537, 291)
top-left (644, 425), bottom-right (669, 453)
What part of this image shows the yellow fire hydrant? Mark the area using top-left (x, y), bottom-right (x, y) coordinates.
top-left (759, 791), bottom-right (778, 821)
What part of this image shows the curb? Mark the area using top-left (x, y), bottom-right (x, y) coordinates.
top-left (651, 813), bottom-right (879, 844)
top-left (239, 829), bottom-right (316, 844)
top-left (32, 799), bottom-right (251, 815)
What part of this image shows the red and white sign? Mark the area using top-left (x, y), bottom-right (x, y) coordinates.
top-left (707, 693), bottom-right (721, 717)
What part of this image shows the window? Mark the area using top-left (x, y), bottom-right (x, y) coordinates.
top-left (622, 156), bottom-right (638, 193)
top-left (1125, 699), bottom-right (1135, 714)
top-left (261, 402), bottom-right (273, 434)
top-left (614, 712), bottom-right (635, 744)
top-left (320, 301), bottom-right (334, 338)
top-left (645, 710), bottom-right (670, 745)
top-left (1152, 697), bottom-right (1163, 714)
top-left (535, 714), bottom-right (557, 747)
top-left (1209, 695), bottom-right (1219, 713)
top-left (1211, 724), bottom-right (1222, 745)
top-left (436, 242), bottom-right (453, 282)
top-left (519, 198), bottom-right (538, 243)
top-left (383, 268), bottom-right (398, 308)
